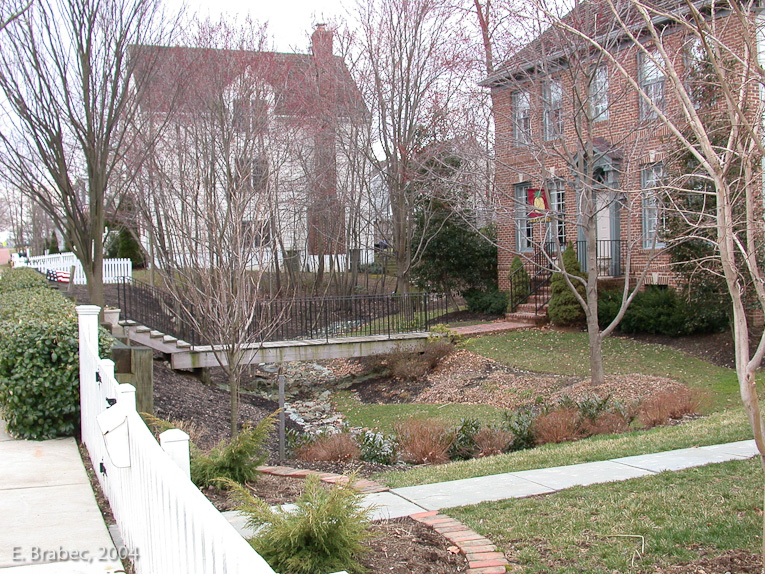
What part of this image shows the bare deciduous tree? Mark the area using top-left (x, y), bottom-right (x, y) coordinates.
top-left (483, 0), bottom-right (674, 385)
top-left (546, 0), bottom-right (765, 559)
top-left (0, 0), bottom-right (174, 307)
top-left (134, 18), bottom-right (310, 437)
top-left (350, 0), bottom-right (475, 294)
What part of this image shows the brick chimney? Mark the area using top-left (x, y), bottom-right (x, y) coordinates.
top-left (311, 23), bottom-right (333, 61)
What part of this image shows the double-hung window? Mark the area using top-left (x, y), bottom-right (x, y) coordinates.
top-left (589, 65), bottom-right (609, 121)
top-left (641, 163), bottom-right (665, 248)
top-left (639, 51), bottom-right (665, 120)
top-left (512, 90), bottom-right (531, 145)
top-left (543, 80), bottom-right (563, 140)
top-left (546, 179), bottom-right (566, 246)
top-left (515, 182), bottom-right (533, 252)
top-left (684, 36), bottom-right (713, 109)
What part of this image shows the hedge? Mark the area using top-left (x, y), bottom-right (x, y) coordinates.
top-left (0, 267), bottom-right (49, 293)
top-left (598, 286), bottom-right (729, 336)
top-left (0, 268), bottom-right (111, 439)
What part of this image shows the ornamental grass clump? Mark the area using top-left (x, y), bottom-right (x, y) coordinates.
top-left (295, 431), bottom-right (360, 462)
top-left (190, 412), bottom-right (277, 487)
top-left (224, 473), bottom-right (373, 574)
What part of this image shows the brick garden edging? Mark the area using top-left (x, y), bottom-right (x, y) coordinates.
top-left (409, 511), bottom-right (512, 574)
top-left (258, 466), bottom-right (513, 572)
top-left (257, 465), bottom-right (389, 494)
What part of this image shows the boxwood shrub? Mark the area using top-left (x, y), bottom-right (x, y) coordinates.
top-left (0, 269), bottom-right (111, 439)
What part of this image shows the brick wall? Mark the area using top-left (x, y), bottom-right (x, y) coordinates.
top-left (490, 12), bottom-right (756, 294)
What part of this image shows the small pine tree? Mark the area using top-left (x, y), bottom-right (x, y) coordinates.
top-left (508, 256), bottom-right (530, 311)
top-left (48, 231), bottom-right (59, 254)
top-left (116, 227), bottom-right (145, 268)
top-left (547, 243), bottom-right (587, 326)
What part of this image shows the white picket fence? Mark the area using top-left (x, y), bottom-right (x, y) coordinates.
top-left (77, 306), bottom-right (276, 574)
top-left (23, 252), bottom-right (132, 284)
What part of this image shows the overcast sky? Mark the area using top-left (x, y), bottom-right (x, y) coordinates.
top-left (176, 0), bottom-right (349, 53)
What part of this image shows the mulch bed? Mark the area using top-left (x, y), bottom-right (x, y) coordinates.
top-left (149, 328), bottom-right (754, 574)
top-left (153, 358), bottom-right (467, 573)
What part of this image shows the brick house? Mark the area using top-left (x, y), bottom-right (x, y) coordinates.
top-left (132, 25), bottom-right (373, 273)
top-left (481, 0), bottom-right (760, 313)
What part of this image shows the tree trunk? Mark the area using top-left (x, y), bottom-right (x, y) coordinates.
top-left (228, 365), bottom-right (240, 439)
top-left (588, 317), bottom-right (605, 385)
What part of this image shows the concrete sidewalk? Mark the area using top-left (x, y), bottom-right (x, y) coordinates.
top-left (0, 420), bottom-right (121, 573)
top-left (223, 439), bottom-right (759, 536)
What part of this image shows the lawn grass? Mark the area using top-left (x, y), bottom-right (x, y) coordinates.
top-left (465, 330), bottom-right (741, 410)
top-left (331, 390), bottom-right (507, 434)
top-left (449, 457), bottom-right (762, 573)
top-left (374, 406), bottom-right (753, 487)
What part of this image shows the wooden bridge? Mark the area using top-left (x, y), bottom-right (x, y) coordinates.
top-left (114, 279), bottom-right (449, 369)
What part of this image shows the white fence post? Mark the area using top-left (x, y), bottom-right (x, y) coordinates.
top-left (77, 305), bottom-right (101, 439)
top-left (118, 382), bottom-right (137, 411)
top-left (160, 429), bottom-right (191, 479)
top-left (77, 305), bottom-right (277, 574)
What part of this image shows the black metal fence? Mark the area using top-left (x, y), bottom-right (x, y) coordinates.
top-left (116, 277), bottom-right (448, 346)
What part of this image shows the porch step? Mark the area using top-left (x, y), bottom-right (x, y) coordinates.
top-left (505, 310), bottom-right (548, 326)
top-left (515, 302), bottom-right (544, 314)
top-left (125, 324), bottom-right (187, 355)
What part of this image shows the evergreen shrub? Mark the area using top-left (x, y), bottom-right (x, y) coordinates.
top-left (0, 269), bottom-right (111, 439)
top-left (190, 413), bottom-right (277, 487)
top-left (598, 285), bottom-right (728, 336)
top-left (0, 267), bottom-right (48, 293)
top-left (227, 473), bottom-right (372, 574)
top-left (463, 288), bottom-right (510, 315)
top-left (547, 243), bottom-right (587, 326)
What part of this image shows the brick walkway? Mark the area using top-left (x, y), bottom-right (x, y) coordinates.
top-left (449, 320), bottom-right (530, 338)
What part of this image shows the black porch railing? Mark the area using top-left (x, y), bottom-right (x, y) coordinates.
top-left (575, 240), bottom-right (626, 278)
top-left (116, 277), bottom-right (448, 347)
top-left (508, 248), bottom-right (552, 313)
top-left (507, 240), bottom-right (626, 313)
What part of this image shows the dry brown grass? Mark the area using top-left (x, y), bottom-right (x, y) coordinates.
top-left (533, 408), bottom-right (584, 445)
top-left (140, 412), bottom-right (204, 446)
top-left (295, 433), bottom-right (360, 462)
top-left (580, 411), bottom-right (630, 436)
top-left (389, 352), bottom-right (431, 381)
top-left (395, 417), bottom-right (454, 464)
top-left (420, 339), bottom-right (455, 369)
top-left (368, 339), bottom-right (456, 382)
top-left (638, 387), bottom-right (706, 429)
top-left (473, 427), bottom-right (514, 457)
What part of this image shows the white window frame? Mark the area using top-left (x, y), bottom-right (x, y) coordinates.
top-left (515, 182), bottom-right (533, 252)
top-left (639, 51), bottom-right (665, 120)
top-left (642, 163), bottom-right (665, 249)
top-left (684, 36), bottom-right (709, 109)
top-left (512, 90), bottom-right (531, 146)
top-left (543, 80), bottom-right (563, 140)
top-left (589, 65), bottom-right (609, 121)
top-left (546, 179), bottom-right (566, 246)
